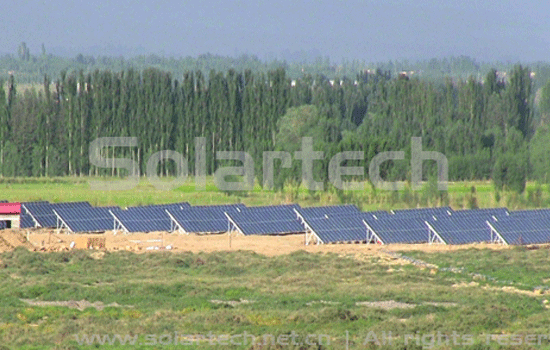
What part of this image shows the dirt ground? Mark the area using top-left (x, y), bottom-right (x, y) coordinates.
top-left (0, 228), bottom-right (518, 256)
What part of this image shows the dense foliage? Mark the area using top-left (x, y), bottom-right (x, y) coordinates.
top-left (0, 64), bottom-right (546, 193)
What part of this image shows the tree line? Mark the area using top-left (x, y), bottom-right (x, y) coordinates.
top-left (0, 65), bottom-right (547, 193)
top-left (5, 43), bottom-right (550, 92)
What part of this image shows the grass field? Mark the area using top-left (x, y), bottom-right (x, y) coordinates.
top-left (2, 177), bottom-right (550, 349)
top-left (1, 247), bottom-right (550, 349)
top-left (0, 176), bottom-right (548, 211)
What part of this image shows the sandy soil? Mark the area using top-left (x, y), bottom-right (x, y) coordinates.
top-left (0, 228), bottom-right (522, 257)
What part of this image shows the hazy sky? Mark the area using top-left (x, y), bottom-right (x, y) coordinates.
top-left (2, 0), bottom-right (549, 62)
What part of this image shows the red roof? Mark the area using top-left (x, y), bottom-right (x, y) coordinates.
top-left (0, 203), bottom-right (21, 215)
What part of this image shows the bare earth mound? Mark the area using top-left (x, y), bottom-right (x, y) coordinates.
top-left (1, 228), bottom-right (519, 257)
top-left (0, 230), bottom-right (36, 252)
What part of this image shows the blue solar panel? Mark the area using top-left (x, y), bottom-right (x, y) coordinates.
top-left (297, 205), bottom-right (360, 219)
top-left (112, 209), bottom-right (172, 233)
top-left (192, 204), bottom-right (247, 210)
top-left (227, 204), bottom-right (303, 235)
top-left (19, 201), bottom-right (50, 228)
top-left (20, 214), bottom-right (35, 228)
top-left (240, 204), bottom-right (300, 213)
top-left (302, 214), bottom-right (369, 243)
top-left (24, 202), bottom-right (92, 228)
top-left (362, 210), bottom-right (392, 220)
top-left (452, 208), bottom-right (509, 219)
top-left (54, 206), bottom-right (120, 233)
top-left (508, 209), bottom-right (550, 218)
top-left (427, 215), bottom-right (494, 244)
top-left (167, 206), bottom-right (244, 233)
top-left (125, 202), bottom-right (190, 214)
top-left (489, 217), bottom-right (550, 245)
top-left (364, 216), bottom-right (430, 244)
top-left (391, 207), bottom-right (453, 218)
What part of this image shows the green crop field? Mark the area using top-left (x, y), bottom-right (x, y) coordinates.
top-left (1, 248), bottom-right (550, 349)
top-left (0, 176), bottom-right (548, 211)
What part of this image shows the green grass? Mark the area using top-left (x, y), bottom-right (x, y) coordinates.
top-left (1, 248), bottom-right (550, 349)
top-left (405, 247), bottom-right (550, 291)
top-left (1, 176), bottom-right (549, 210)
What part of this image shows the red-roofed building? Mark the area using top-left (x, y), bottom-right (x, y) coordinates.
top-left (0, 203), bottom-right (21, 228)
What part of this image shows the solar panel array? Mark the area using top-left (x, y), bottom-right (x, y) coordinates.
top-left (112, 209), bottom-right (172, 233)
top-left (302, 214), bottom-right (369, 243)
top-left (227, 204), bottom-right (303, 235)
top-left (54, 206), bottom-right (121, 233)
top-left (452, 207), bottom-right (509, 219)
top-left (391, 206), bottom-right (453, 218)
top-left (23, 201), bottom-right (92, 228)
top-left (168, 204), bottom-right (246, 234)
top-left (6, 199), bottom-right (550, 246)
top-left (364, 216), bottom-right (430, 244)
top-left (427, 215), bottom-right (493, 244)
top-left (20, 201), bottom-right (49, 228)
top-left (112, 202), bottom-right (191, 233)
top-left (489, 216), bottom-right (550, 245)
top-left (508, 209), bottom-right (550, 218)
top-left (296, 205), bottom-right (360, 220)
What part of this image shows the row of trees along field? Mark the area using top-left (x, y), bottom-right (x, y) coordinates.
top-left (1, 65), bottom-right (550, 193)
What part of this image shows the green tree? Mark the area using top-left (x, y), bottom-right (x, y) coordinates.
top-left (529, 125), bottom-right (550, 183)
top-left (505, 65), bottom-right (533, 137)
top-left (538, 79), bottom-right (550, 124)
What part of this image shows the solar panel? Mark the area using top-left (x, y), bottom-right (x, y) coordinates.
top-left (112, 209), bottom-right (172, 233)
top-left (115, 203), bottom-right (190, 232)
top-left (301, 214), bottom-right (369, 243)
top-left (226, 204), bottom-right (303, 235)
top-left (192, 204), bottom-right (246, 210)
top-left (391, 207), bottom-right (453, 218)
top-left (488, 217), bottom-right (550, 245)
top-left (297, 205), bottom-right (360, 220)
top-left (125, 202), bottom-right (190, 214)
top-left (167, 206), bottom-right (244, 234)
top-left (20, 214), bottom-right (35, 228)
top-left (426, 215), bottom-right (495, 245)
top-left (24, 202), bottom-right (92, 228)
top-left (54, 206), bottom-right (120, 233)
top-left (508, 209), bottom-right (550, 218)
top-left (363, 216), bottom-right (430, 244)
top-left (240, 204), bottom-right (300, 213)
top-left (452, 207), bottom-right (509, 218)
top-left (362, 210), bottom-right (392, 220)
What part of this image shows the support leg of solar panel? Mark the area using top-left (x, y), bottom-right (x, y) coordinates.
top-left (304, 228), bottom-right (315, 245)
top-left (110, 210), bottom-right (129, 235)
top-left (114, 218), bottom-right (128, 234)
top-left (363, 221), bottom-right (383, 245)
top-left (224, 212), bottom-right (244, 235)
top-left (53, 210), bottom-right (73, 234)
top-left (23, 204), bottom-right (41, 228)
top-left (365, 227), bottom-right (378, 244)
top-left (165, 210), bottom-right (187, 234)
top-left (293, 208), bottom-right (306, 226)
top-left (299, 219), bottom-right (322, 245)
top-left (487, 222), bottom-right (508, 245)
top-left (425, 222), bottom-right (446, 244)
